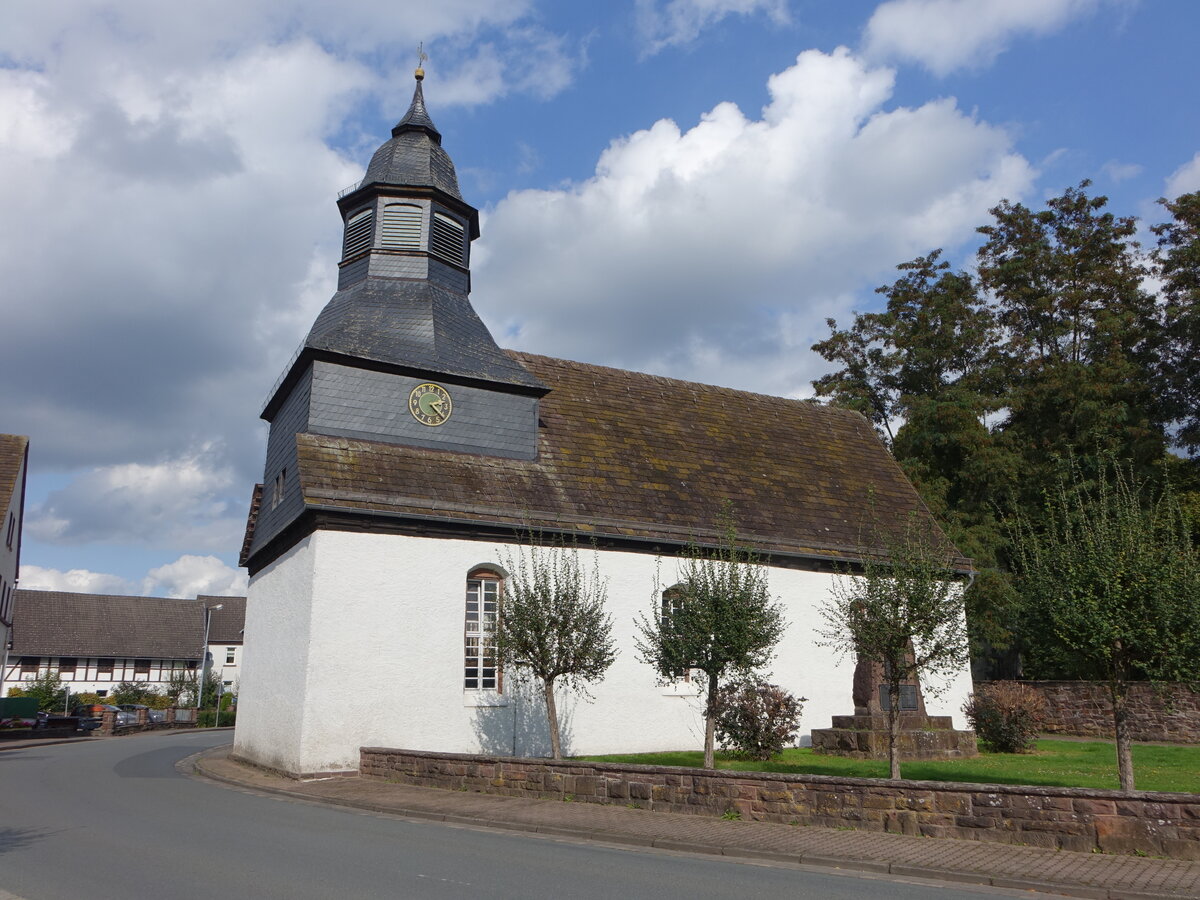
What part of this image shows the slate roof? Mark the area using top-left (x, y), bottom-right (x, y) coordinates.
top-left (9, 590), bottom-right (246, 659)
top-left (359, 79), bottom-right (461, 200)
top-left (200, 595), bottom-right (246, 644)
top-left (257, 352), bottom-right (967, 569)
top-left (0, 433), bottom-right (28, 516)
top-left (304, 279), bottom-right (546, 392)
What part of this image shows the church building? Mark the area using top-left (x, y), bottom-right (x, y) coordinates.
top-left (234, 70), bottom-right (974, 778)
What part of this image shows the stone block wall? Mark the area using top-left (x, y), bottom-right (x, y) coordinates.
top-left (361, 748), bottom-right (1200, 860)
top-left (1014, 682), bottom-right (1200, 743)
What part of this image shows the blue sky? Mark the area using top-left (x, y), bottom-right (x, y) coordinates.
top-left (2, 0), bottom-right (1198, 597)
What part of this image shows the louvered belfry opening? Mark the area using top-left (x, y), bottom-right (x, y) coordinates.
top-left (381, 203), bottom-right (422, 250)
top-left (430, 211), bottom-right (466, 266)
top-left (342, 207), bottom-right (374, 259)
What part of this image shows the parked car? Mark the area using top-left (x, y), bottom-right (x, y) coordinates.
top-left (71, 704), bottom-right (137, 728)
top-left (117, 703), bottom-right (165, 723)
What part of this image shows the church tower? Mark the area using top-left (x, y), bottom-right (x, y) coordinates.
top-left (246, 69), bottom-right (546, 571)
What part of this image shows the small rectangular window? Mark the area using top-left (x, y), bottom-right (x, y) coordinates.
top-left (134, 659), bottom-right (151, 675)
top-left (20, 656), bottom-right (39, 675)
top-left (97, 690), bottom-right (108, 698)
top-left (5, 512), bottom-right (14, 549)
top-left (97, 658), bottom-right (114, 675)
top-left (225, 647), bottom-right (236, 665)
top-left (58, 657), bottom-right (77, 674)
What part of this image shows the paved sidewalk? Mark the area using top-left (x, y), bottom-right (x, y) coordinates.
top-left (192, 745), bottom-right (1200, 900)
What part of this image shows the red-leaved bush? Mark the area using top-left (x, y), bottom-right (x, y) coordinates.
top-left (962, 681), bottom-right (1047, 753)
top-left (713, 681), bottom-right (805, 760)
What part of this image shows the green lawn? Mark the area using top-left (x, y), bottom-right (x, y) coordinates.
top-left (579, 740), bottom-right (1200, 794)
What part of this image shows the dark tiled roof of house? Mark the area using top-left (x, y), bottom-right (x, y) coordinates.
top-left (0, 434), bottom-right (28, 515)
top-left (280, 352), bottom-right (965, 568)
top-left (9, 590), bottom-right (245, 658)
top-left (200, 595), bottom-right (246, 644)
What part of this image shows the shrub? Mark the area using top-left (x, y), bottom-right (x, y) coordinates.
top-left (713, 680), bottom-right (804, 760)
top-left (197, 707), bottom-right (236, 728)
top-left (962, 681), bottom-right (1046, 753)
top-left (110, 682), bottom-right (165, 706)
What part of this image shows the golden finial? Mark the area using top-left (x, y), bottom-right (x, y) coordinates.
top-left (415, 41), bottom-right (427, 81)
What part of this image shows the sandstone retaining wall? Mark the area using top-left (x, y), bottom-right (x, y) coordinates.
top-left (361, 748), bottom-right (1200, 860)
top-left (1015, 681), bottom-right (1200, 743)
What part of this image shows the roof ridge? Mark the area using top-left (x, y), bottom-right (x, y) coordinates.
top-left (505, 350), bottom-right (862, 417)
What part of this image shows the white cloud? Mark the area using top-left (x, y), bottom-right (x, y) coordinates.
top-left (1165, 152), bottom-right (1200, 198)
top-left (19, 555), bottom-right (247, 598)
top-left (19, 565), bottom-right (134, 596)
top-left (474, 47), bottom-right (1033, 397)
top-left (27, 447), bottom-right (244, 552)
top-left (863, 0), bottom-right (1101, 76)
top-left (142, 555), bottom-right (248, 598)
top-left (0, 2), bottom-right (578, 479)
top-left (1101, 160), bottom-right (1143, 184)
top-left (636, 0), bottom-right (790, 55)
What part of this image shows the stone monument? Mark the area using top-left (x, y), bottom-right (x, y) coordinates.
top-left (810, 654), bottom-right (977, 759)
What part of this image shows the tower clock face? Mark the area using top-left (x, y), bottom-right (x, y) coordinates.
top-left (408, 382), bottom-right (453, 426)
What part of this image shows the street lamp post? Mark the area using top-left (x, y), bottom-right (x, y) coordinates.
top-left (196, 603), bottom-right (224, 722)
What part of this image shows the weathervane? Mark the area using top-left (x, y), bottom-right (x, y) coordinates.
top-left (415, 41), bottom-right (427, 80)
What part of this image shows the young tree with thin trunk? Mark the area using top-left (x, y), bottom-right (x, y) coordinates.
top-left (494, 537), bottom-right (617, 760)
top-left (819, 512), bottom-right (971, 780)
top-left (1008, 458), bottom-right (1200, 791)
top-left (635, 519), bottom-right (786, 769)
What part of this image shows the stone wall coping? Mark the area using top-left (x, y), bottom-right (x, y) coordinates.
top-left (360, 747), bottom-right (1200, 803)
top-left (1016, 680), bottom-right (1198, 689)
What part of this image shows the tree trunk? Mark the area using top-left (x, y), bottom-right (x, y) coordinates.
top-left (1111, 678), bottom-right (1135, 791)
top-left (704, 671), bottom-right (719, 769)
top-left (544, 678), bottom-right (562, 760)
top-left (888, 681), bottom-right (901, 780)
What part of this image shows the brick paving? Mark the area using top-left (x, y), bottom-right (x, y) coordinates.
top-left (193, 746), bottom-right (1200, 900)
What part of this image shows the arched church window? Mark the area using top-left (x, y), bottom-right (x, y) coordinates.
top-left (465, 568), bottom-right (501, 691)
top-left (342, 207), bottom-right (374, 259)
top-left (380, 203), bottom-right (422, 250)
top-left (430, 211), bottom-right (466, 266)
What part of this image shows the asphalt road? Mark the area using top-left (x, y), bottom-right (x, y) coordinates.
top-left (0, 731), bottom-right (1017, 900)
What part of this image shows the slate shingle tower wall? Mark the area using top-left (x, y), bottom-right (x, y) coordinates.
top-left (250, 72), bottom-right (546, 561)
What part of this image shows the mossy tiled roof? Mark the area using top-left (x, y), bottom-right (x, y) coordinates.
top-left (283, 352), bottom-right (964, 567)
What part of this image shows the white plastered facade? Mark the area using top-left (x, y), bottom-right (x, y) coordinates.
top-left (233, 529), bottom-right (974, 776)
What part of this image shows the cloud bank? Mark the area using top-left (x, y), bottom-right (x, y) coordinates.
top-left (475, 47), bottom-right (1033, 398)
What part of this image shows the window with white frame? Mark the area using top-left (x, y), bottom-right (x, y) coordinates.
top-left (225, 647), bottom-right (236, 665)
top-left (464, 570), bottom-right (500, 691)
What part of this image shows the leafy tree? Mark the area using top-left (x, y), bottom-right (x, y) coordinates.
top-left (110, 681), bottom-right (166, 706)
top-left (819, 511), bottom-right (971, 779)
top-left (165, 669), bottom-right (198, 706)
top-left (11, 670), bottom-right (70, 712)
top-left (1007, 458), bottom-right (1200, 791)
top-left (814, 252), bottom-right (1017, 656)
top-left (1152, 190), bottom-right (1200, 457)
top-left (494, 537), bottom-right (617, 760)
top-left (977, 181), bottom-right (1165, 495)
top-left (635, 518), bottom-right (786, 769)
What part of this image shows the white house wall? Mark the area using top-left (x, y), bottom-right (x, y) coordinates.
top-left (232, 536), bottom-right (318, 774)
top-left (234, 529), bottom-right (974, 776)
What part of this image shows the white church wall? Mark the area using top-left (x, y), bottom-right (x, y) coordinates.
top-left (235, 528), bottom-right (976, 776)
top-left (232, 536), bottom-right (318, 774)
